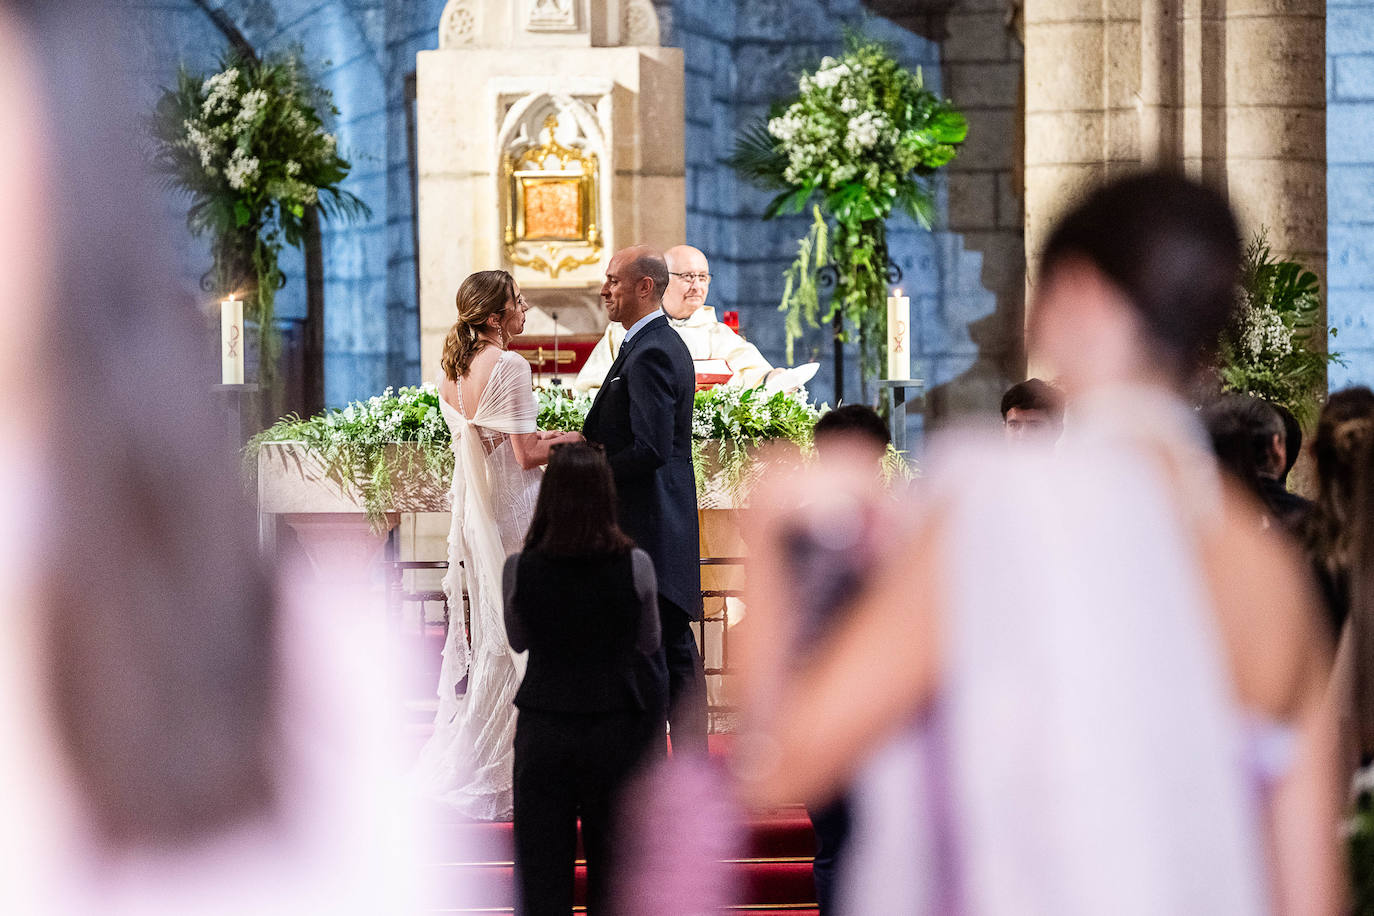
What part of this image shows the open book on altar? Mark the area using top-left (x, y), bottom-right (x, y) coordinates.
top-left (694, 358), bottom-right (733, 390)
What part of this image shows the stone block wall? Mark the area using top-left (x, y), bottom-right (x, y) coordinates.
top-left (1329, 0), bottom-right (1374, 389)
top-left (130, 0), bottom-right (1028, 425)
top-left (665, 0), bottom-right (1025, 430)
top-left (127, 0), bottom-right (444, 408)
top-left (931, 0), bottom-right (1027, 420)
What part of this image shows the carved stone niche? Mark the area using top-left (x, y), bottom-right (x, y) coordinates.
top-left (498, 92), bottom-right (610, 296)
top-left (418, 0), bottom-right (683, 381)
top-left (439, 0), bottom-right (659, 50)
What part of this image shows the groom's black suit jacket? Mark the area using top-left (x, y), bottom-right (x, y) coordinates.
top-left (583, 314), bottom-right (702, 620)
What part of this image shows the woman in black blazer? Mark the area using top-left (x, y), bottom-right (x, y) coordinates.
top-left (503, 442), bottom-right (665, 916)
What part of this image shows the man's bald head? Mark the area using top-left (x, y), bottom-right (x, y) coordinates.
top-left (602, 244), bottom-right (668, 328)
top-left (664, 245), bottom-right (711, 319)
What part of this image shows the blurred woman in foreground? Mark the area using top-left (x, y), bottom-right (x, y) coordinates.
top-left (0, 1), bottom-right (411, 910)
top-left (740, 173), bottom-right (1342, 914)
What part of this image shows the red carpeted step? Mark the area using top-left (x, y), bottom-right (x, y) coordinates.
top-left (745, 806), bottom-right (816, 859)
top-left (734, 860), bottom-right (816, 906)
top-left (423, 862), bottom-right (586, 910)
top-left (421, 807), bottom-right (814, 866)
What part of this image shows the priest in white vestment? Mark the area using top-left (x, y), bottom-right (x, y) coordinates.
top-left (573, 245), bottom-right (778, 392)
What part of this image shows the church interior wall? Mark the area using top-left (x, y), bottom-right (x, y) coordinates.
top-left (1328, 0), bottom-right (1374, 391)
top-left (123, 1), bottom-right (1366, 415)
top-left (666, 0), bottom-right (1027, 432)
top-left (127, 0), bottom-right (443, 408)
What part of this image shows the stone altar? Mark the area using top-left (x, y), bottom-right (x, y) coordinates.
top-left (416, 0), bottom-right (685, 381)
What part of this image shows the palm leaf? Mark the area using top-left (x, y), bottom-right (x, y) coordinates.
top-left (727, 121), bottom-right (789, 190)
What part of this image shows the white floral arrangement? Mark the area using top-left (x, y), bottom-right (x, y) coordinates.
top-left (248, 384), bottom-right (453, 525)
top-left (1216, 232), bottom-right (1338, 422)
top-left (731, 35), bottom-right (966, 374)
top-left (151, 54), bottom-right (368, 377)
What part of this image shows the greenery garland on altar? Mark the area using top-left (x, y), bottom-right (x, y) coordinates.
top-left (247, 385), bottom-right (827, 525)
top-left (730, 34), bottom-right (966, 379)
top-left (150, 53), bottom-right (369, 380)
top-left (1215, 231), bottom-right (1339, 423)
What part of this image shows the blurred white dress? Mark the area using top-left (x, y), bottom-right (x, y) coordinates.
top-left (841, 387), bottom-right (1281, 915)
top-left (413, 351), bottom-right (541, 820)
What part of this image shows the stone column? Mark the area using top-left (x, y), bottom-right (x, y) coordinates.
top-left (1023, 0), bottom-right (1139, 284)
top-left (1220, 0), bottom-right (1326, 279)
top-left (1022, 0), bottom-right (1326, 363)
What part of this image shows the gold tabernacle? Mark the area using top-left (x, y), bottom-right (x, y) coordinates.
top-left (502, 114), bottom-right (602, 277)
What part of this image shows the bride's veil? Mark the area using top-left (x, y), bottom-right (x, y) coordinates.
top-left (432, 354), bottom-right (536, 725)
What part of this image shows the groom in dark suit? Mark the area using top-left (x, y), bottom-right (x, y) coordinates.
top-left (583, 245), bottom-right (706, 755)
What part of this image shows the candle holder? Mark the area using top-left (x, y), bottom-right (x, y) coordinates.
top-left (212, 382), bottom-right (260, 446)
top-left (875, 377), bottom-right (924, 455)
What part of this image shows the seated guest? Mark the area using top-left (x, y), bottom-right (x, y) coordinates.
top-left (1000, 378), bottom-right (1065, 445)
top-left (804, 404), bottom-right (891, 916)
top-left (1271, 400), bottom-right (1303, 487)
top-left (574, 245), bottom-right (777, 391)
top-left (1203, 393), bottom-right (1311, 532)
top-left (504, 442), bottom-right (665, 916)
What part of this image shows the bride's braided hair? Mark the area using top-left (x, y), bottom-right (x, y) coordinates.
top-left (441, 269), bottom-right (516, 380)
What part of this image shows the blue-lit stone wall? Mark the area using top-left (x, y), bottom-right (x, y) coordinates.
top-left (662, 0), bottom-right (1022, 425)
top-left (1329, 0), bottom-right (1374, 391)
top-left (127, 0), bottom-right (1025, 423)
top-left (127, 0), bottom-right (442, 406)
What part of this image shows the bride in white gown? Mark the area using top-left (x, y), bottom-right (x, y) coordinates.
top-left (414, 270), bottom-right (580, 819)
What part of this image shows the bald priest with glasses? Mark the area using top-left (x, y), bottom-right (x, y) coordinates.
top-left (574, 245), bottom-right (780, 393)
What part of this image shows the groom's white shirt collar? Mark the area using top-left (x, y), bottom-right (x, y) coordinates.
top-left (621, 308), bottom-right (663, 347)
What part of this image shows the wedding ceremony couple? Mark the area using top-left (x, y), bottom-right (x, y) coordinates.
top-left (411, 244), bottom-right (706, 906)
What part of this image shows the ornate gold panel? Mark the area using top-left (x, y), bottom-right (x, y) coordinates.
top-left (502, 114), bottom-right (602, 278)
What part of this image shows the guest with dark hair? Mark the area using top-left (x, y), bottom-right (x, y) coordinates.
top-left (800, 403), bottom-right (891, 915)
top-left (505, 442), bottom-right (665, 916)
top-left (814, 404), bottom-right (891, 464)
top-left (1301, 387), bottom-right (1374, 639)
top-left (1271, 400), bottom-right (1303, 486)
top-left (1203, 393), bottom-right (1311, 532)
top-left (1314, 390), bottom-right (1374, 780)
top-left (1000, 378), bottom-right (1065, 444)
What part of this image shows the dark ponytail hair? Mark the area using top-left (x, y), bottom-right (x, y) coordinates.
top-left (1040, 171), bottom-right (1242, 379)
top-left (524, 443), bottom-right (634, 557)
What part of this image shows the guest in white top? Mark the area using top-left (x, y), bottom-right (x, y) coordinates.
top-left (574, 245), bottom-right (778, 392)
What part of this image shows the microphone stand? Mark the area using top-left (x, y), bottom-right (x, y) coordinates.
top-left (550, 310), bottom-right (563, 391)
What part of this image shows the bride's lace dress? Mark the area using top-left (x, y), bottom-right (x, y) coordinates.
top-left (413, 351), bottom-right (541, 820)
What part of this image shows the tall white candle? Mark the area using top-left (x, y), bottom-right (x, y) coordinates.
top-left (886, 289), bottom-right (910, 381)
top-left (221, 295), bottom-right (244, 385)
